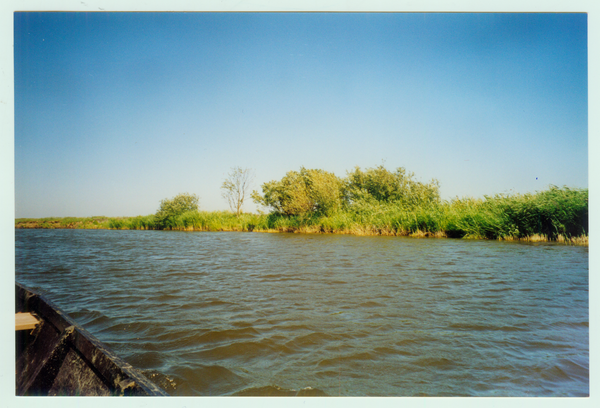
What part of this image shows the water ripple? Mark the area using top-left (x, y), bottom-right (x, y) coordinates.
top-left (15, 229), bottom-right (588, 396)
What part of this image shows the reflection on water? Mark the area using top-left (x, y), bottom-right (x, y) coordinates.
top-left (15, 229), bottom-right (588, 396)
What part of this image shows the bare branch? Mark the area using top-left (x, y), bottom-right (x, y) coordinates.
top-left (221, 167), bottom-right (255, 216)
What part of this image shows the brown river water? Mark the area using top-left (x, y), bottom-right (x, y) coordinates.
top-left (15, 229), bottom-right (588, 396)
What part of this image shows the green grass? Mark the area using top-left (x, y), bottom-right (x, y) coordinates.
top-left (16, 216), bottom-right (112, 229)
top-left (15, 186), bottom-right (587, 245)
top-left (163, 211), bottom-right (267, 232)
top-left (241, 186), bottom-right (588, 244)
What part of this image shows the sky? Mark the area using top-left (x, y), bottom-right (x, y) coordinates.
top-left (1, 3), bottom-right (598, 408)
top-left (12, 10), bottom-right (589, 218)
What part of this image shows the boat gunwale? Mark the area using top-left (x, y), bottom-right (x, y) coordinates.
top-left (16, 282), bottom-right (168, 396)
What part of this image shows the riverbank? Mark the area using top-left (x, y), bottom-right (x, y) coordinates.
top-left (15, 213), bottom-right (588, 246)
top-left (15, 186), bottom-right (588, 246)
top-left (15, 216), bottom-right (113, 230)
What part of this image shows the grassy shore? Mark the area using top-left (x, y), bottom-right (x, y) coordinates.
top-left (15, 186), bottom-right (588, 246)
top-left (15, 216), bottom-right (113, 230)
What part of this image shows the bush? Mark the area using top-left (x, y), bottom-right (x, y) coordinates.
top-left (154, 193), bottom-right (200, 229)
top-left (344, 165), bottom-right (440, 209)
top-left (252, 167), bottom-right (343, 216)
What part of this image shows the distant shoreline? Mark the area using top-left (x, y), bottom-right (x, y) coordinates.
top-left (15, 215), bottom-right (588, 246)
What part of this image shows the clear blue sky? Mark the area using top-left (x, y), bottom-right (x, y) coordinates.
top-left (13, 12), bottom-right (588, 217)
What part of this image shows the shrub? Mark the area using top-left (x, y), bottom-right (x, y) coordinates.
top-left (344, 165), bottom-right (440, 209)
top-left (252, 167), bottom-right (343, 216)
top-left (154, 193), bottom-right (200, 229)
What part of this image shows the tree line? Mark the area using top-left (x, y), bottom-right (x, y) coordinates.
top-left (143, 164), bottom-right (587, 243)
top-left (251, 165), bottom-right (440, 216)
top-left (157, 164), bottom-right (441, 225)
top-left (16, 164), bottom-right (580, 242)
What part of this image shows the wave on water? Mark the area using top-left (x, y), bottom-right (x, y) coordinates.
top-left (317, 351), bottom-right (376, 367)
top-left (146, 364), bottom-right (248, 396)
top-left (448, 323), bottom-right (528, 332)
top-left (197, 338), bottom-right (295, 362)
top-left (233, 385), bottom-right (328, 396)
top-left (412, 357), bottom-right (459, 370)
top-left (285, 332), bottom-right (350, 350)
top-left (195, 327), bottom-right (261, 343)
top-left (15, 229), bottom-right (589, 397)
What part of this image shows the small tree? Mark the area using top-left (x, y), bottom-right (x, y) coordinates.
top-left (155, 193), bottom-right (200, 229)
top-left (221, 167), bottom-right (254, 217)
top-left (251, 167), bottom-right (342, 216)
top-left (344, 165), bottom-right (440, 209)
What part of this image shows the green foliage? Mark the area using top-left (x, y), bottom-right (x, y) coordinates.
top-left (252, 167), bottom-right (343, 216)
top-left (108, 218), bottom-right (126, 229)
top-left (482, 186), bottom-right (588, 239)
top-left (421, 186), bottom-right (588, 240)
top-left (249, 184), bottom-right (587, 243)
top-left (344, 165), bottom-right (440, 209)
top-left (154, 193), bottom-right (200, 229)
top-left (59, 217), bottom-right (79, 227)
top-left (15, 216), bottom-right (111, 229)
top-left (126, 215), bottom-right (156, 230)
top-left (13, 162), bottom-right (587, 245)
top-left (141, 210), bottom-right (269, 232)
top-left (247, 165), bottom-right (585, 243)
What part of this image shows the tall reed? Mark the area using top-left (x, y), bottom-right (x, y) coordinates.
top-left (15, 186), bottom-right (587, 245)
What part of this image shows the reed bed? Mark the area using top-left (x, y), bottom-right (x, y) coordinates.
top-left (15, 186), bottom-right (588, 245)
top-left (15, 216), bottom-right (113, 229)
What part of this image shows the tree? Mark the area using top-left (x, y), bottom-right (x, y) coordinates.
top-left (221, 167), bottom-right (254, 217)
top-left (154, 193), bottom-right (199, 229)
top-left (252, 167), bottom-right (343, 216)
top-left (344, 165), bottom-right (440, 209)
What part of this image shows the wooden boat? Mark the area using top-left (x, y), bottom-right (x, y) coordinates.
top-left (15, 283), bottom-right (168, 396)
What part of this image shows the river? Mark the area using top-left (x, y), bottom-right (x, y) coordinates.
top-left (15, 229), bottom-right (589, 396)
